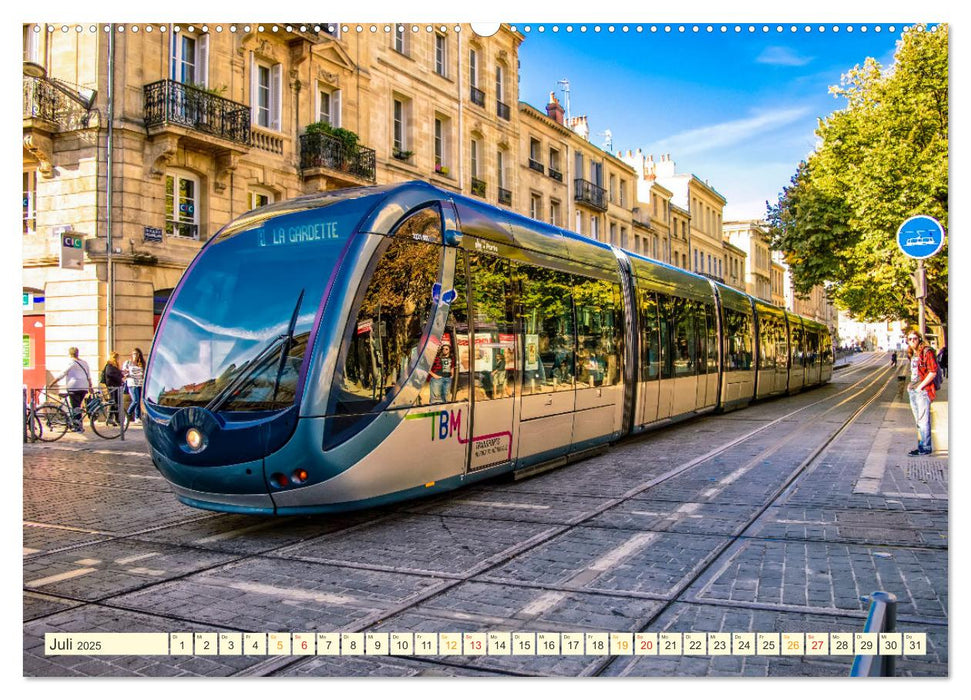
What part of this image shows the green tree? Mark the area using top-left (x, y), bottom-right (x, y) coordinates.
top-left (766, 24), bottom-right (948, 337)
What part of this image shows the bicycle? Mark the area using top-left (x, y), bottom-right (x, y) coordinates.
top-left (31, 385), bottom-right (124, 441)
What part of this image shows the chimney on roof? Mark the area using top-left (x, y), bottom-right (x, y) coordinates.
top-left (567, 115), bottom-right (590, 140)
top-left (546, 92), bottom-right (565, 125)
top-left (655, 154), bottom-right (676, 178)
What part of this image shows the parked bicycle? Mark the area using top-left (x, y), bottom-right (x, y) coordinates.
top-left (30, 385), bottom-right (125, 441)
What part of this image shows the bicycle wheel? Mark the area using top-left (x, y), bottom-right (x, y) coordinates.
top-left (89, 402), bottom-right (122, 439)
top-left (26, 410), bottom-right (43, 441)
top-left (34, 404), bottom-right (70, 442)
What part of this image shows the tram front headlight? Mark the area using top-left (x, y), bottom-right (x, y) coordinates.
top-left (185, 427), bottom-right (205, 452)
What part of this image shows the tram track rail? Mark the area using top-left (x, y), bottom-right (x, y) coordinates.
top-left (23, 356), bottom-right (919, 677)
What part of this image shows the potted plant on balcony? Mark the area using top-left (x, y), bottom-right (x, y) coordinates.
top-left (305, 122), bottom-right (362, 172)
top-left (434, 163), bottom-right (449, 177)
top-left (393, 147), bottom-right (414, 161)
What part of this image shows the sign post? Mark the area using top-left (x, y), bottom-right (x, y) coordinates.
top-left (896, 216), bottom-right (945, 338)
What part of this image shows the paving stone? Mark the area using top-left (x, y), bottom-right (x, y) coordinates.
top-left (482, 526), bottom-right (728, 597)
top-left (108, 556), bottom-right (447, 632)
top-left (23, 537), bottom-right (238, 601)
top-left (277, 513), bottom-right (556, 576)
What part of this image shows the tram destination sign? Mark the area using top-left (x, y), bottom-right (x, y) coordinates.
top-left (896, 215), bottom-right (945, 260)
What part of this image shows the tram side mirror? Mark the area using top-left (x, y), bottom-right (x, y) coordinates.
top-left (444, 228), bottom-right (463, 247)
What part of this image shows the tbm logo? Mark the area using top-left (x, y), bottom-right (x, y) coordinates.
top-left (409, 409), bottom-right (463, 441)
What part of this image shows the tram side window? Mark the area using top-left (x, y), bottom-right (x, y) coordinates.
top-left (575, 277), bottom-right (624, 388)
top-left (821, 330), bottom-right (833, 365)
top-left (671, 296), bottom-right (701, 378)
top-left (638, 289), bottom-right (660, 381)
top-left (657, 293), bottom-right (675, 379)
top-left (759, 313), bottom-right (777, 370)
top-left (517, 263), bottom-right (575, 394)
top-left (724, 308), bottom-right (753, 370)
top-left (705, 303), bottom-right (718, 375)
top-left (776, 317), bottom-right (790, 368)
top-left (469, 253), bottom-right (516, 400)
top-left (806, 330), bottom-right (819, 367)
top-left (425, 250), bottom-right (470, 405)
top-left (333, 208), bottom-right (443, 414)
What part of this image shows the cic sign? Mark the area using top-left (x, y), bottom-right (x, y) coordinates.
top-left (59, 231), bottom-right (84, 270)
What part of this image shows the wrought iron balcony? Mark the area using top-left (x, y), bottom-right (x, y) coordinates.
top-left (300, 132), bottom-right (376, 183)
top-left (498, 187), bottom-right (512, 206)
top-left (470, 86), bottom-right (485, 107)
top-left (471, 177), bottom-right (486, 198)
top-left (548, 168), bottom-right (563, 183)
top-left (528, 158), bottom-right (544, 174)
top-left (144, 80), bottom-right (250, 147)
top-left (574, 178), bottom-right (607, 211)
top-left (23, 76), bottom-right (60, 123)
top-left (496, 100), bottom-right (510, 121)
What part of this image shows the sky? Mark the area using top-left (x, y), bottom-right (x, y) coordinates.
top-left (516, 22), bottom-right (907, 220)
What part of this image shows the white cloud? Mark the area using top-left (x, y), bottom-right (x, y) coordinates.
top-left (650, 107), bottom-right (812, 157)
top-left (757, 46), bottom-right (814, 67)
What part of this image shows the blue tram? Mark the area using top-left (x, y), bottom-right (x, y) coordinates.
top-left (143, 182), bottom-right (833, 514)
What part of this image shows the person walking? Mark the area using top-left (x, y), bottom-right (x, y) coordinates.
top-left (51, 347), bottom-right (93, 432)
top-left (905, 330), bottom-right (939, 456)
top-left (890, 350), bottom-right (898, 368)
top-left (100, 351), bottom-right (124, 426)
top-left (123, 348), bottom-right (146, 424)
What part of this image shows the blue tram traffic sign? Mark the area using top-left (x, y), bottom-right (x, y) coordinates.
top-left (896, 215), bottom-right (945, 260)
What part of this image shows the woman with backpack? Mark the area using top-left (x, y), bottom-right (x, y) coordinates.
top-left (905, 330), bottom-right (939, 456)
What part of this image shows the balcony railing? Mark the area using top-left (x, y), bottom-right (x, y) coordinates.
top-left (470, 86), bottom-right (485, 107)
top-left (498, 187), bottom-right (512, 206)
top-left (144, 80), bottom-right (250, 147)
top-left (471, 177), bottom-right (486, 198)
top-left (528, 158), bottom-right (544, 174)
top-left (548, 168), bottom-right (563, 183)
top-left (299, 132), bottom-right (376, 183)
top-left (574, 178), bottom-right (607, 211)
top-left (23, 76), bottom-right (60, 122)
top-left (496, 100), bottom-right (510, 121)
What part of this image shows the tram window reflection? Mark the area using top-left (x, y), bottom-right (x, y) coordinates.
top-left (469, 253), bottom-right (516, 400)
top-left (575, 277), bottom-right (623, 388)
top-left (517, 263), bottom-right (574, 394)
top-left (334, 210), bottom-right (443, 415)
top-left (638, 289), bottom-right (660, 381)
top-left (424, 251), bottom-right (470, 405)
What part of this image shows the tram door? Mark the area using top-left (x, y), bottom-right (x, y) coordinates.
top-left (465, 253), bottom-right (518, 472)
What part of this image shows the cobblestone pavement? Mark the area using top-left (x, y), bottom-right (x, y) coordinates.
top-left (22, 353), bottom-right (948, 677)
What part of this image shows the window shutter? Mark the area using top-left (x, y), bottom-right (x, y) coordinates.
top-left (198, 34), bottom-right (209, 88)
top-left (249, 52), bottom-right (258, 124)
top-left (333, 89), bottom-right (342, 128)
top-left (271, 63), bottom-right (282, 131)
top-left (169, 27), bottom-right (178, 81)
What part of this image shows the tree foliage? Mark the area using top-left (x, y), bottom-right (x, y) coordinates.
top-left (766, 24), bottom-right (948, 334)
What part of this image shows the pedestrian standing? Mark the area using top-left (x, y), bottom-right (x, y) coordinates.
top-left (123, 348), bottom-right (146, 424)
top-left (905, 330), bottom-right (938, 456)
top-left (100, 351), bottom-right (124, 425)
top-left (890, 350), bottom-right (898, 367)
top-left (51, 347), bottom-right (92, 432)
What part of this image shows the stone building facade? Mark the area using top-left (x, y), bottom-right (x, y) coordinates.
top-left (724, 219), bottom-right (773, 302)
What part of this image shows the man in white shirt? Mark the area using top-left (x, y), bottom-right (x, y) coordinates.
top-left (52, 347), bottom-right (92, 432)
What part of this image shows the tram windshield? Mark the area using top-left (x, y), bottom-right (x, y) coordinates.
top-left (146, 192), bottom-right (382, 411)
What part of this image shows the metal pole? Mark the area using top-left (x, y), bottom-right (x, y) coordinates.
top-left (850, 591), bottom-right (898, 677)
top-left (106, 23), bottom-right (116, 360)
top-left (917, 260), bottom-right (926, 337)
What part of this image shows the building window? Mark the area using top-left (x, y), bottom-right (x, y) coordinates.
top-left (252, 58), bottom-right (282, 130)
top-left (497, 150), bottom-right (505, 188)
top-left (393, 25), bottom-right (408, 54)
top-left (549, 148), bottom-right (561, 176)
top-left (435, 33), bottom-right (447, 76)
top-left (23, 170), bottom-right (37, 235)
top-left (609, 222), bottom-right (617, 246)
top-left (469, 48), bottom-right (478, 87)
top-left (609, 174), bottom-right (616, 204)
top-left (620, 180), bottom-right (627, 207)
top-left (591, 216), bottom-right (599, 242)
top-left (165, 171), bottom-right (201, 240)
top-left (435, 115), bottom-right (453, 174)
top-left (530, 193), bottom-right (542, 220)
top-left (575, 211), bottom-right (582, 235)
top-left (393, 96), bottom-right (412, 155)
top-left (470, 139), bottom-right (479, 178)
top-left (495, 65), bottom-right (504, 102)
top-left (550, 199), bottom-right (561, 227)
top-left (171, 31), bottom-right (209, 86)
top-left (317, 86), bottom-right (341, 127)
top-left (248, 188), bottom-right (274, 211)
